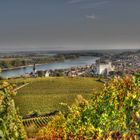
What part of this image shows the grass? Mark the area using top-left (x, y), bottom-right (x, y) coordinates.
top-left (8, 77), bottom-right (103, 116)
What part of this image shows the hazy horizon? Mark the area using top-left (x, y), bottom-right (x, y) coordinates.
top-left (0, 0), bottom-right (140, 51)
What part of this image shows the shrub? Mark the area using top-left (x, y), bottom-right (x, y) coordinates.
top-left (0, 81), bottom-right (26, 139)
top-left (37, 75), bottom-right (140, 139)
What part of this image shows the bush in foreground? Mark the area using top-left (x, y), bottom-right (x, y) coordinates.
top-left (0, 82), bottom-right (26, 140)
top-left (37, 75), bottom-right (140, 139)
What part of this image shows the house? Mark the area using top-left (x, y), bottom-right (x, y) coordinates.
top-left (67, 71), bottom-right (77, 77)
top-left (96, 60), bottom-right (114, 75)
top-left (45, 71), bottom-right (50, 77)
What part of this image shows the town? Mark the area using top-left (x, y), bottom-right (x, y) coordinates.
top-left (22, 50), bottom-right (140, 79)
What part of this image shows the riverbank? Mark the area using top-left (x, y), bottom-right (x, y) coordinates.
top-left (0, 53), bottom-right (80, 71)
top-left (2, 63), bottom-right (48, 71)
top-left (2, 65), bottom-right (33, 71)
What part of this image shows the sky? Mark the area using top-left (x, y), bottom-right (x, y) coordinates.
top-left (0, 0), bottom-right (140, 51)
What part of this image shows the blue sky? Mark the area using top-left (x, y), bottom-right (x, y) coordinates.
top-left (0, 0), bottom-right (140, 51)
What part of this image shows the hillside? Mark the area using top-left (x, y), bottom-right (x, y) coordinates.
top-left (8, 77), bottom-right (103, 116)
top-left (36, 75), bottom-right (140, 139)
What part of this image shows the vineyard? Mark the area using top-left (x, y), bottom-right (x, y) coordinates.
top-left (23, 116), bottom-right (51, 128)
top-left (1, 74), bottom-right (140, 139)
top-left (8, 77), bottom-right (103, 116)
top-left (36, 75), bottom-right (140, 139)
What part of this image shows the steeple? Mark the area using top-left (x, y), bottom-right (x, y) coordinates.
top-left (33, 63), bottom-right (36, 73)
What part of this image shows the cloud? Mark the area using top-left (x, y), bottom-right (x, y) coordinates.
top-left (80, 1), bottom-right (110, 9)
top-left (93, 1), bottom-right (110, 6)
top-left (86, 14), bottom-right (96, 20)
top-left (68, 0), bottom-right (86, 4)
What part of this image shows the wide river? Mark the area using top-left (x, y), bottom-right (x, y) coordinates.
top-left (1, 56), bottom-right (99, 78)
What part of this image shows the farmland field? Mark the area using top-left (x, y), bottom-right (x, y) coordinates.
top-left (9, 77), bottom-right (103, 116)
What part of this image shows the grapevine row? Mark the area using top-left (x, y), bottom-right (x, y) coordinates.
top-left (23, 116), bottom-right (52, 128)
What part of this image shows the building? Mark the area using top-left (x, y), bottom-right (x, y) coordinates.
top-left (96, 60), bottom-right (114, 75)
top-left (45, 71), bottom-right (50, 77)
top-left (67, 71), bottom-right (77, 77)
top-left (33, 63), bottom-right (36, 73)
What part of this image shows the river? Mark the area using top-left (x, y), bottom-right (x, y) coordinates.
top-left (1, 56), bottom-right (99, 78)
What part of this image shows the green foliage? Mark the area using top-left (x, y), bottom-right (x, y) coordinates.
top-left (37, 71), bottom-right (45, 77)
top-left (37, 76), bottom-right (140, 139)
top-left (0, 81), bottom-right (26, 140)
top-left (134, 72), bottom-right (140, 85)
top-left (0, 59), bottom-right (27, 69)
top-left (0, 54), bottom-right (79, 69)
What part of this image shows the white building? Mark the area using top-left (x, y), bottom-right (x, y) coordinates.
top-left (45, 71), bottom-right (50, 77)
top-left (96, 61), bottom-right (114, 75)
